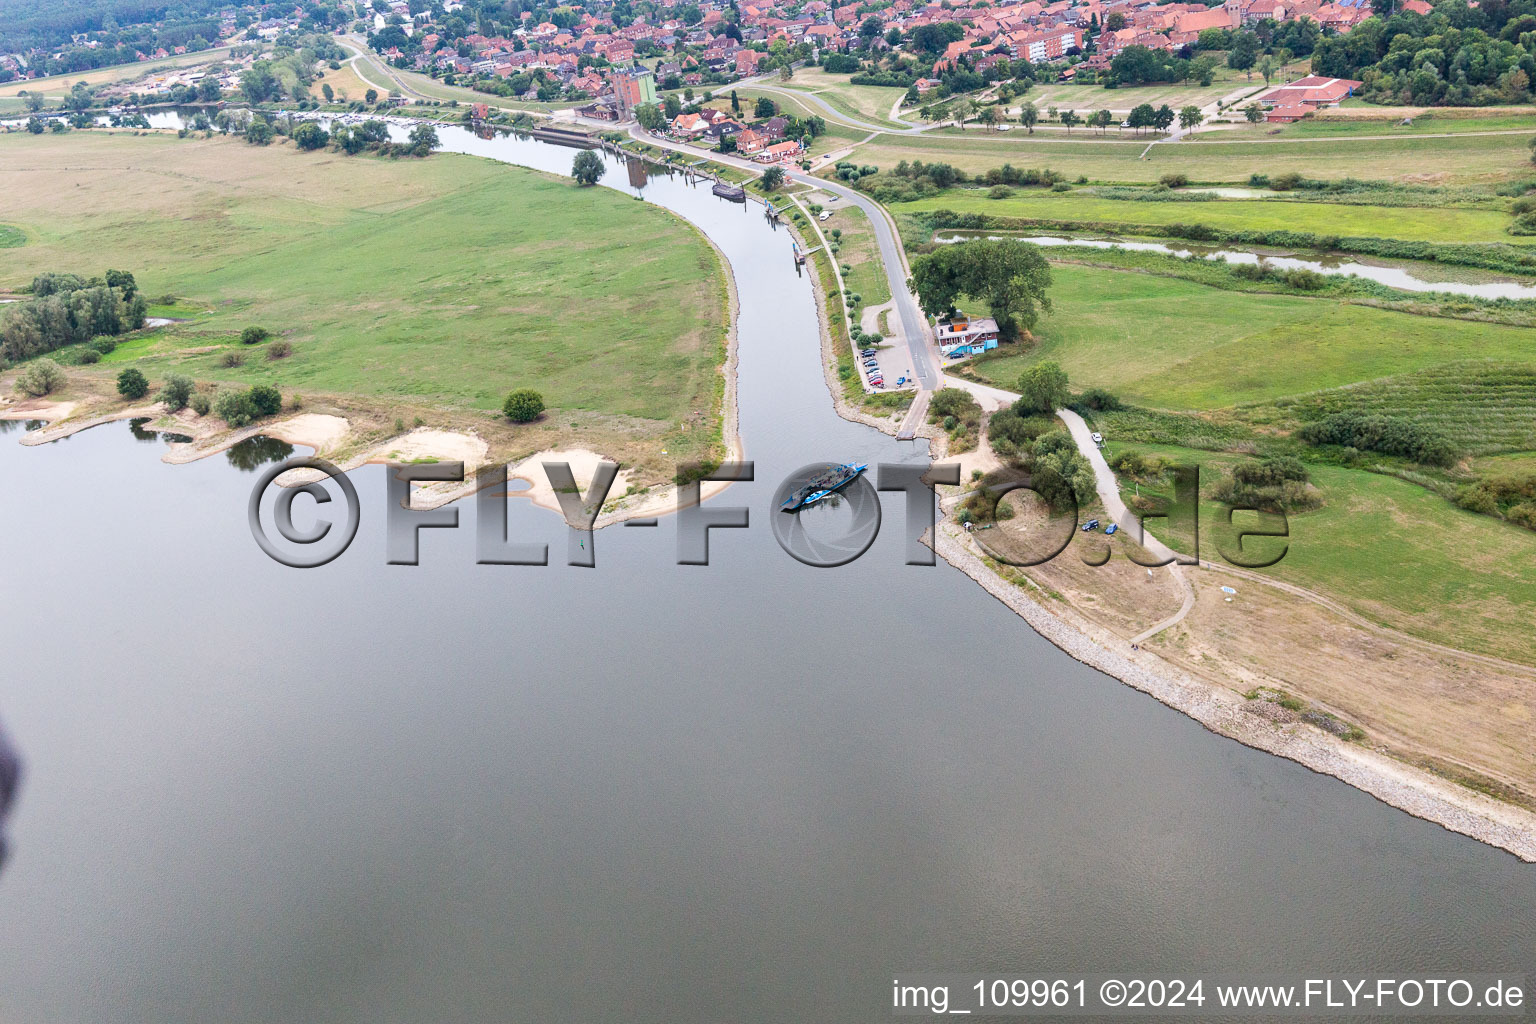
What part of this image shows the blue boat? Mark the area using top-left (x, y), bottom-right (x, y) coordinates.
top-left (781, 463), bottom-right (867, 511)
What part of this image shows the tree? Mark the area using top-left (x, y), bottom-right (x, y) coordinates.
top-left (1059, 108), bottom-right (1079, 133)
top-left (1016, 361), bottom-right (1070, 413)
top-left (24, 92), bottom-right (45, 112)
top-left (503, 388), bottom-right (545, 422)
top-left (1178, 104), bottom-right (1204, 132)
top-left (979, 104), bottom-right (1001, 131)
top-left (365, 88), bottom-right (379, 105)
top-left (717, 133), bottom-right (737, 153)
top-left (158, 374), bottom-right (195, 411)
top-left (408, 124), bottom-right (439, 156)
top-left (951, 96), bottom-right (973, 128)
top-left (1153, 104), bottom-right (1176, 131)
top-left (635, 102), bottom-right (665, 131)
top-left (14, 359), bottom-right (65, 397)
top-left (1127, 102), bottom-right (1155, 134)
top-left (1258, 55), bottom-right (1277, 85)
top-left (754, 96), bottom-right (777, 119)
top-left (245, 119), bottom-right (274, 145)
top-left (761, 165), bottom-right (785, 191)
top-left (730, 89), bottom-right (741, 114)
top-left (1106, 11), bottom-right (1126, 30)
top-left (572, 149), bottom-right (606, 186)
top-left (663, 94), bottom-right (682, 119)
top-left (248, 384), bottom-right (283, 417)
top-left (198, 77), bottom-right (222, 102)
top-left (1018, 101), bottom-right (1038, 133)
top-left (25, 116), bottom-right (44, 134)
top-left (1091, 108), bottom-right (1114, 133)
top-left (104, 270), bottom-right (137, 299)
top-left (1228, 32), bottom-right (1260, 76)
top-left (214, 389), bottom-right (257, 428)
top-left (1244, 102), bottom-right (1265, 123)
top-left (910, 239), bottom-right (1052, 340)
top-left (241, 326), bottom-right (270, 345)
top-left (116, 367), bottom-right (149, 400)
top-left (241, 63), bottom-right (279, 103)
top-left (322, 83), bottom-right (335, 102)
top-left (293, 122), bottom-right (330, 150)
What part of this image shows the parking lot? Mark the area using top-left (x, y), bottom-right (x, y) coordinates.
top-left (856, 342), bottom-right (914, 392)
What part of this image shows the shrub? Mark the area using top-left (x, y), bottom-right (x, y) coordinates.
top-left (502, 388), bottom-right (545, 422)
top-left (92, 337), bottom-right (117, 355)
top-left (218, 351), bottom-right (245, 368)
top-left (240, 326), bottom-right (270, 345)
top-left (248, 384), bottom-right (282, 417)
top-left (1248, 173), bottom-right (1270, 187)
top-left (190, 393), bottom-right (211, 416)
top-left (1051, 181), bottom-right (1072, 192)
top-left (1269, 172), bottom-right (1302, 191)
top-left (988, 185), bottom-right (1014, 199)
top-left (1158, 172), bottom-right (1189, 188)
top-left (213, 389), bottom-right (257, 427)
top-left (267, 340), bottom-right (292, 359)
top-left (1074, 387), bottom-right (1122, 412)
top-left (14, 358), bottom-right (66, 397)
top-left (158, 373), bottom-right (194, 410)
top-left (1297, 411), bottom-right (1456, 466)
top-left (116, 367), bottom-right (149, 400)
top-left (76, 348), bottom-right (101, 364)
top-left (1279, 268), bottom-right (1326, 290)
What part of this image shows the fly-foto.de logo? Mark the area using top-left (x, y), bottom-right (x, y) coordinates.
top-left (247, 458), bottom-right (1289, 570)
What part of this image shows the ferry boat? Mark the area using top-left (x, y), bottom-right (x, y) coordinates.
top-left (780, 463), bottom-right (867, 512)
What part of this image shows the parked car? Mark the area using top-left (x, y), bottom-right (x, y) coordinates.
top-left (1105, 523), bottom-right (1119, 536)
top-left (895, 376), bottom-right (907, 386)
top-left (818, 211), bottom-right (832, 221)
top-left (1091, 431), bottom-right (1103, 445)
top-left (1081, 519), bottom-right (1100, 532)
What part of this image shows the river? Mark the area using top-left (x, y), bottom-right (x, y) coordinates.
top-left (0, 124), bottom-right (1532, 1023)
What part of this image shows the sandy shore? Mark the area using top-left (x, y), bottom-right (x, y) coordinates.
top-left (796, 233), bottom-right (1536, 862)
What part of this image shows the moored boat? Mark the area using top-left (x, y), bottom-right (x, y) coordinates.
top-left (781, 463), bottom-right (867, 511)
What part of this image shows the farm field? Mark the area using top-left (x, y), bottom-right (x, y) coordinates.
top-left (1223, 111), bottom-right (1536, 138)
top-left (958, 264), bottom-right (1536, 409)
top-left (1103, 440), bottom-right (1536, 666)
top-left (0, 132), bottom-right (728, 460)
top-left (0, 46), bottom-right (235, 99)
top-left (891, 189), bottom-right (1521, 242)
top-left (843, 129), bottom-right (1536, 182)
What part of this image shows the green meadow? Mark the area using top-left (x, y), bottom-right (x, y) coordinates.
top-left (960, 265), bottom-right (1536, 409)
top-left (0, 132), bottom-right (727, 430)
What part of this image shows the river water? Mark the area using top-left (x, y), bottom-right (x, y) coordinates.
top-left (0, 125), bottom-right (1533, 1023)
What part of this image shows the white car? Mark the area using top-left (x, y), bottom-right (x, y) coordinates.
top-left (997, 123), bottom-right (1012, 131)
top-left (818, 211), bottom-right (832, 221)
top-left (1091, 432), bottom-right (1104, 445)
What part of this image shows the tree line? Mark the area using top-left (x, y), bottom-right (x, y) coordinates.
top-left (0, 271), bottom-right (146, 365)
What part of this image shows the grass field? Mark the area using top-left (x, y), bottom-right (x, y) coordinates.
top-left (1222, 112), bottom-right (1536, 139)
top-left (891, 189), bottom-right (1520, 243)
top-left (0, 132), bottom-right (728, 455)
top-left (843, 129), bottom-right (1536, 183)
top-left (314, 61), bottom-right (380, 103)
top-left (1107, 440), bottom-right (1536, 664)
top-left (820, 204), bottom-right (890, 308)
top-left (0, 47), bottom-right (235, 99)
top-left (768, 69), bottom-right (910, 129)
top-left (960, 264), bottom-right (1536, 409)
top-left (995, 74), bottom-right (1265, 116)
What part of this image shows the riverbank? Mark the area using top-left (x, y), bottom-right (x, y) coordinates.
top-left (791, 203), bottom-right (1536, 862)
top-left (0, 239), bottom-right (742, 524)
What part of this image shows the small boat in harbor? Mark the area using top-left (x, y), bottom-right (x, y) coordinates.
top-left (781, 463), bottom-right (867, 512)
top-left (712, 182), bottom-right (746, 202)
